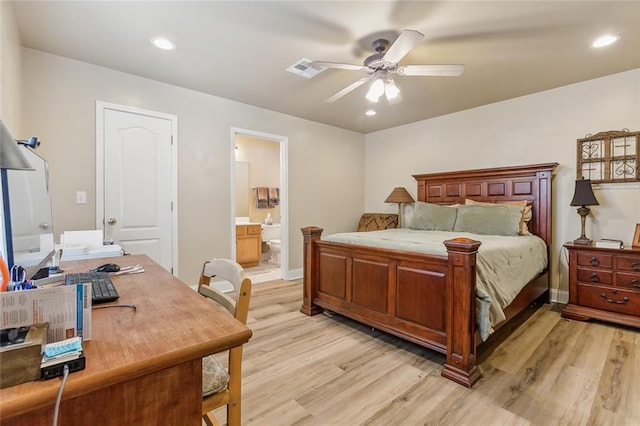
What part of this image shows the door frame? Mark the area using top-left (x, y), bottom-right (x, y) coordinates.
top-left (95, 101), bottom-right (179, 275)
top-left (230, 127), bottom-right (289, 280)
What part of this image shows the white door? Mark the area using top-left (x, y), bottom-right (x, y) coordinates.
top-left (96, 103), bottom-right (177, 273)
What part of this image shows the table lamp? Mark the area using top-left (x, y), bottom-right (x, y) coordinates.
top-left (384, 187), bottom-right (414, 228)
top-left (569, 179), bottom-right (599, 245)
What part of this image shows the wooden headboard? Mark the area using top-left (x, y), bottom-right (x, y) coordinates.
top-left (413, 163), bottom-right (558, 246)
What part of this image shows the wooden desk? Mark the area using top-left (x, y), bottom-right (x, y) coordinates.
top-left (0, 255), bottom-right (252, 425)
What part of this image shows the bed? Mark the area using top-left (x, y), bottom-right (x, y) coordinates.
top-left (300, 163), bottom-right (558, 387)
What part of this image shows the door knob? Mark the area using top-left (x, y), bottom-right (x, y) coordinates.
top-left (107, 217), bottom-right (117, 225)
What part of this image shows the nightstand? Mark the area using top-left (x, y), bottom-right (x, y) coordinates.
top-left (562, 242), bottom-right (640, 328)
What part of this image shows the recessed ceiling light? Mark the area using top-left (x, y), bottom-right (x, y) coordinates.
top-left (592, 34), bottom-right (619, 48)
top-left (151, 37), bottom-right (176, 51)
top-left (365, 110), bottom-right (376, 116)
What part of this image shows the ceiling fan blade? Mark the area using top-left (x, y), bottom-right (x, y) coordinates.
top-left (326, 77), bottom-right (370, 103)
top-left (396, 64), bottom-right (465, 76)
top-left (312, 61), bottom-right (365, 72)
top-left (382, 29), bottom-right (424, 64)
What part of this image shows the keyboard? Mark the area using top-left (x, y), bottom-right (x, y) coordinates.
top-left (64, 271), bottom-right (120, 305)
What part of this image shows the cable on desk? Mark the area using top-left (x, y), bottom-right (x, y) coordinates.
top-left (92, 304), bottom-right (137, 311)
top-left (52, 364), bottom-right (69, 426)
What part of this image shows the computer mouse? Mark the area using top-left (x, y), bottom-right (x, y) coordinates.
top-left (95, 263), bottom-right (120, 273)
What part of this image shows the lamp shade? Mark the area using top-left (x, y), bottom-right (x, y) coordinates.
top-left (385, 187), bottom-right (415, 204)
top-left (570, 179), bottom-right (599, 207)
top-left (0, 120), bottom-right (33, 170)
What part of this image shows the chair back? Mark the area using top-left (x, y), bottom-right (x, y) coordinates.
top-left (198, 258), bottom-right (252, 324)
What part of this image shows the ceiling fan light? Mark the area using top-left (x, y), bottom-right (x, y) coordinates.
top-left (385, 79), bottom-right (400, 100)
top-left (366, 78), bottom-right (385, 102)
top-left (365, 91), bottom-right (380, 103)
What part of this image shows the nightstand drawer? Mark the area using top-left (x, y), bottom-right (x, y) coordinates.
top-left (617, 272), bottom-right (640, 291)
top-left (577, 268), bottom-right (613, 285)
top-left (577, 284), bottom-right (640, 316)
top-left (577, 252), bottom-right (613, 269)
top-left (616, 256), bottom-right (640, 272)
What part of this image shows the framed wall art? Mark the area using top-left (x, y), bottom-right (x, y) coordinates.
top-left (577, 129), bottom-right (639, 184)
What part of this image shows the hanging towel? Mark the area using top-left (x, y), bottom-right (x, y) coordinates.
top-left (254, 187), bottom-right (268, 208)
top-left (268, 187), bottom-right (280, 207)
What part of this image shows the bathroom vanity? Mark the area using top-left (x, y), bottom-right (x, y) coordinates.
top-left (236, 224), bottom-right (262, 267)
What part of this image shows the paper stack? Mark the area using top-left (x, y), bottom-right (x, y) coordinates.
top-left (41, 336), bottom-right (83, 367)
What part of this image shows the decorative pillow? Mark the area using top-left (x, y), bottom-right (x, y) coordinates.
top-left (410, 201), bottom-right (458, 231)
top-left (357, 213), bottom-right (398, 231)
top-left (465, 199), bottom-right (532, 235)
top-left (453, 204), bottom-right (522, 236)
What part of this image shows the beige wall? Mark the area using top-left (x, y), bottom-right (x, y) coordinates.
top-left (0, 1), bottom-right (22, 130)
top-left (6, 3), bottom-right (639, 294)
top-left (365, 69), bottom-right (640, 299)
top-left (235, 134), bottom-right (281, 225)
top-left (19, 48), bottom-right (365, 285)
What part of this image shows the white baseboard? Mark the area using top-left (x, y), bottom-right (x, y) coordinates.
top-left (550, 288), bottom-right (568, 304)
top-left (285, 268), bottom-right (303, 281)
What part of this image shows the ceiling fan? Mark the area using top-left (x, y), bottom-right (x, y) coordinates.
top-left (312, 29), bottom-right (464, 104)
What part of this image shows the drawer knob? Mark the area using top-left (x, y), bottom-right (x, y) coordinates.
top-left (632, 279), bottom-right (640, 288)
top-left (589, 257), bottom-right (599, 266)
top-left (589, 272), bottom-right (599, 283)
top-left (632, 262), bottom-right (640, 271)
top-left (600, 293), bottom-right (630, 305)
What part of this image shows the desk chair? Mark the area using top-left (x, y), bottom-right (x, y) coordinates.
top-left (198, 258), bottom-right (252, 426)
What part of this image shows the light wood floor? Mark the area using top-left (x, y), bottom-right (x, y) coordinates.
top-left (210, 279), bottom-right (639, 425)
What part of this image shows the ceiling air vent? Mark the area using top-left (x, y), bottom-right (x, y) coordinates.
top-left (286, 58), bottom-right (326, 79)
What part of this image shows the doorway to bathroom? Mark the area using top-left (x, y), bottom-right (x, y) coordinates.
top-left (231, 128), bottom-right (287, 284)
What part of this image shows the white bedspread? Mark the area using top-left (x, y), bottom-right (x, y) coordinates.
top-left (323, 229), bottom-right (548, 340)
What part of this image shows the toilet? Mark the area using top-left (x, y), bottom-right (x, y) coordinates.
top-left (267, 239), bottom-right (281, 265)
top-left (261, 224), bottom-right (281, 265)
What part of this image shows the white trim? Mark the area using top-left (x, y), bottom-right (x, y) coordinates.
top-left (288, 268), bottom-right (303, 281)
top-left (95, 101), bottom-right (179, 275)
top-left (230, 127), bottom-right (289, 280)
top-left (550, 288), bottom-right (569, 304)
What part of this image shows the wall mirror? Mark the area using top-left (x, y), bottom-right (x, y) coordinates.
top-left (235, 161), bottom-right (250, 218)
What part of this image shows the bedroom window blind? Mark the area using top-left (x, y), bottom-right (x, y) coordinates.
top-left (576, 129), bottom-right (639, 183)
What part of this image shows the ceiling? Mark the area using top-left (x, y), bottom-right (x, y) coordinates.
top-left (11, 1), bottom-right (640, 134)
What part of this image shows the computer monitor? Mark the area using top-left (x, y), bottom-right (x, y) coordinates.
top-left (2, 145), bottom-right (55, 280)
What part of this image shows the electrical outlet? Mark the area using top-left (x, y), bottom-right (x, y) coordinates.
top-left (76, 191), bottom-right (87, 204)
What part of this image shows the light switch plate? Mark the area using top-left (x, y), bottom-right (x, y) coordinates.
top-left (76, 191), bottom-right (87, 204)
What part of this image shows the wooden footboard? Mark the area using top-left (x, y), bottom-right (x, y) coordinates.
top-left (301, 226), bottom-right (482, 387)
